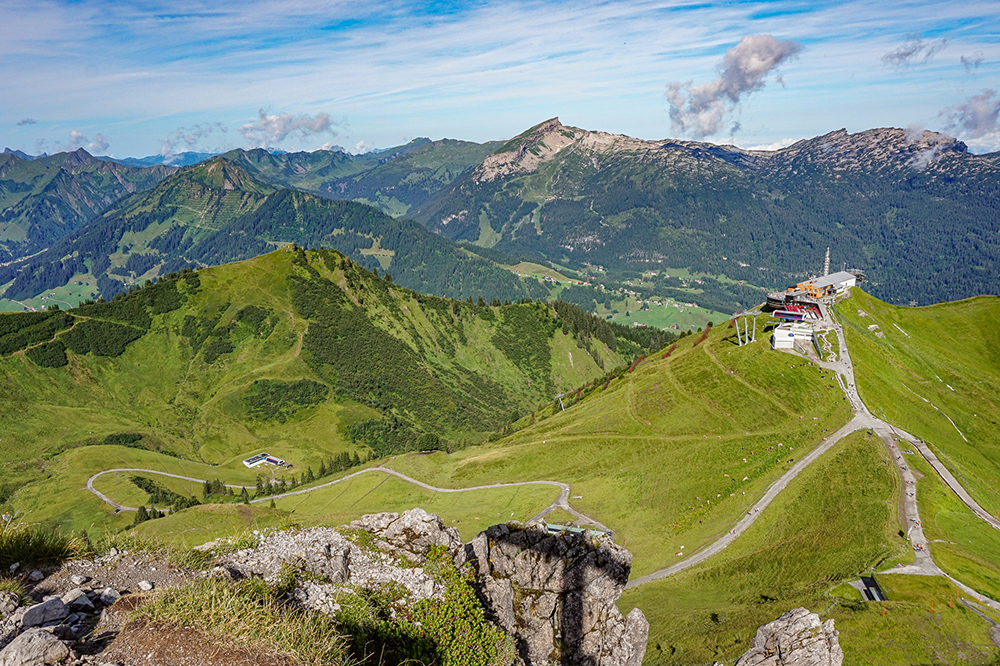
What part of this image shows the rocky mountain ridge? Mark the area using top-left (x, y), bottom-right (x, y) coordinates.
top-left (413, 118), bottom-right (1000, 305)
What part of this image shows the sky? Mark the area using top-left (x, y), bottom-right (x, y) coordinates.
top-left (2, 0), bottom-right (999, 159)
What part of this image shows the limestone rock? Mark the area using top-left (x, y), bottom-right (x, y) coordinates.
top-left (0, 594), bottom-right (17, 621)
top-left (137, 581), bottom-right (154, 592)
top-left (463, 521), bottom-right (648, 666)
top-left (98, 589), bottom-right (120, 606)
top-left (0, 628), bottom-right (69, 666)
top-left (221, 526), bottom-right (445, 603)
top-left (26, 571), bottom-right (43, 583)
top-left (350, 508), bottom-right (462, 563)
top-left (21, 598), bottom-right (67, 628)
top-left (735, 608), bottom-right (843, 666)
top-left (61, 589), bottom-right (94, 613)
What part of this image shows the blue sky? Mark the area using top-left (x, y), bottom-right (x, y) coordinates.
top-left (2, 0), bottom-right (999, 158)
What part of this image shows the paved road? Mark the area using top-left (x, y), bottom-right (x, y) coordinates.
top-left (86, 465), bottom-right (611, 532)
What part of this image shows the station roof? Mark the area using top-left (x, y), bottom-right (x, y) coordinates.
top-left (811, 271), bottom-right (857, 289)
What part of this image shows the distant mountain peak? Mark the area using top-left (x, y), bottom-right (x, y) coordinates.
top-left (3, 147), bottom-right (35, 161)
top-left (476, 117), bottom-right (582, 182)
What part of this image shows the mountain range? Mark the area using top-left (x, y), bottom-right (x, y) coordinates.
top-left (4, 118), bottom-right (1000, 310)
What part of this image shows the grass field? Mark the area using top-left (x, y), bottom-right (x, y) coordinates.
top-left (0, 247), bottom-right (622, 533)
top-left (130, 471), bottom-right (559, 548)
top-left (834, 290), bottom-right (1000, 517)
top-left (619, 431), bottom-right (998, 666)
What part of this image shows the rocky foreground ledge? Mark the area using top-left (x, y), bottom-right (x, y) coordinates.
top-left (0, 509), bottom-right (649, 666)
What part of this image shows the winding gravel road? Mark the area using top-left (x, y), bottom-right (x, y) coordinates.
top-left (86, 466), bottom-right (611, 532)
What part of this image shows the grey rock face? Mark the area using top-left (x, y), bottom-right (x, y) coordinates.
top-left (98, 589), bottom-right (120, 606)
top-left (222, 526), bottom-right (445, 603)
top-left (21, 599), bottom-right (67, 628)
top-left (735, 608), bottom-right (843, 666)
top-left (350, 508), bottom-right (463, 563)
top-left (463, 522), bottom-right (648, 666)
top-left (0, 628), bottom-right (69, 666)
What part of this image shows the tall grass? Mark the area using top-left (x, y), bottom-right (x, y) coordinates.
top-left (133, 577), bottom-right (351, 666)
top-left (0, 520), bottom-right (89, 570)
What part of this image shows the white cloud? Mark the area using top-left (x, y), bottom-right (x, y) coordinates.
top-left (238, 110), bottom-right (337, 148)
top-left (59, 130), bottom-right (110, 154)
top-left (160, 122), bottom-right (226, 158)
top-left (666, 35), bottom-right (802, 139)
top-left (743, 137), bottom-right (800, 151)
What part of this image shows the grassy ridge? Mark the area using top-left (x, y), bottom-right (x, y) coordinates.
top-left (388, 320), bottom-right (852, 577)
top-left (834, 290), bottom-right (1000, 513)
top-left (620, 431), bottom-right (997, 666)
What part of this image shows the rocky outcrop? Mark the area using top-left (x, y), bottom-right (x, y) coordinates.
top-left (461, 521), bottom-right (648, 666)
top-left (349, 507), bottom-right (463, 563)
top-left (734, 608), bottom-right (843, 666)
top-left (220, 515), bottom-right (447, 604)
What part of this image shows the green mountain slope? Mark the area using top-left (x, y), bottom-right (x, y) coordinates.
top-left (0, 148), bottom-right (176, 262)
top-left (0, 158), bottom-right (549, 309)
top-left (0, 246), bottom-right (638, 526)
top-left (413, 118), bottom-right (1000, 305)
top-left (224, 138), bottom-right (501, 217)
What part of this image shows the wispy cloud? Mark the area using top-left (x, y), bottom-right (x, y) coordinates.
top-left (3, 0), bottom-right (1000, 154)
top-left (238, 110), bottom-right (338, 148)
top-left (961, 53), bottom-right (983, 74)
top-left (160, 121), bottom-right (226, 158)
top-left (16, 118), bottom-right (36, 126)
top-left (882, 33), bottom-right (947, 69)
top-left (666, 35), bottom-right (802, 139)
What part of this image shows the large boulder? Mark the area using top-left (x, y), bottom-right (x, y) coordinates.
top-left (20, 599), bottom-right (67, 629)
top-left (735, 608), bottom-right (843, 666)
top-left (0, 628), bottom-right (69, 666)
top-left (462, 521), bottom-right (648, 666)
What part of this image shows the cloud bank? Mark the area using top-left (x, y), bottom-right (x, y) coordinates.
top-left (666, 35), bottom-right (802, 139)
top-left (62, 130), bottom-right (110, 154)
top-left (942, 90), bottom-right (1000, 141)
top-left (882, 34), bottom-right (947, 69)
top-left (16, 118), bottom-right (36, 126)
top-left (238, 110), bottom-right (337, 148)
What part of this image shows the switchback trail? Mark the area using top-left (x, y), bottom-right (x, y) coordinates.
top-left (86, 466), bottom-right (611, 532)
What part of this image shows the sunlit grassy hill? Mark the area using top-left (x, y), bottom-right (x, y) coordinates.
top-left (0, 246), bottom-right (630, 532)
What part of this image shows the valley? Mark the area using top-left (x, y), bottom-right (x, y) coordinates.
top-left (4, 257), bottom-right (1000, 662)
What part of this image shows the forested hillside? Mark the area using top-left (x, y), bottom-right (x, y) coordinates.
top-left (413, 119), bottom-right (1000, 305)
top-left (0, 148), bottom-right (176, 263)
top-left (0, 246), bottom-right (647, 519)
top-left (0, 158), bottom-right (545, 308)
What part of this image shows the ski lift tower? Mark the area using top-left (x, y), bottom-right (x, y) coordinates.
top-left (732, 309), bottom-right (762, 347)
